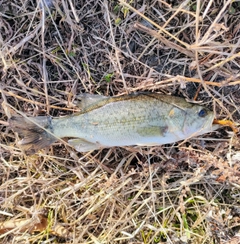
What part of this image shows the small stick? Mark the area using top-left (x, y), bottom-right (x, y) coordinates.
top-left (213, 119), bottom-right (239, 133)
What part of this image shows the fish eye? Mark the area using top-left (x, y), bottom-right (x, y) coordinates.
top-left (198, 109), bottom-right (208, 118)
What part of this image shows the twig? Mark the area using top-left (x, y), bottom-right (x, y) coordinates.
top-left (1, 89), bottom-right (79, 112)
top-left (103, 0), bottom-right (127, 91)
top-left (134, 23), bottom-right (195, 58)
top-left (119, 0), bottom-right (190, 49)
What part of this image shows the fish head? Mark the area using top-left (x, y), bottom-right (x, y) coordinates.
top-left (181, 104), bottom-right (218, 138)
top-left (166, 101), bottom-right (218, 141)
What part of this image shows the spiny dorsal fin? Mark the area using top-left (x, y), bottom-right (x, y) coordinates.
top-left (74, 94), bottom-right (108, 109)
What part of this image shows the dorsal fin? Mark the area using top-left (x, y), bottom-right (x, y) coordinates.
top-left (74, 94), bottom-right (108, 109)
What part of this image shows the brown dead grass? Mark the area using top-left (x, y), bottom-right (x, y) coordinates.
top-left (0, 0), bottom-right (240, 243)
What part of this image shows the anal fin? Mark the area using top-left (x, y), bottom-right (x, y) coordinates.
top-left (68, 138), bottom-right (101, 152)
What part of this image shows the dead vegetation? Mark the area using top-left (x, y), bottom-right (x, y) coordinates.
top-left (0, 0), bottom-right (240, 243)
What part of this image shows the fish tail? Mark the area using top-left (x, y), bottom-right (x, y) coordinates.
top-left (9, 116), bottom-right (57, 154)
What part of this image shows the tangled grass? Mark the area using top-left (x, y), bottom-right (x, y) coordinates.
top-left (0, 0), bottom-right (240, 243)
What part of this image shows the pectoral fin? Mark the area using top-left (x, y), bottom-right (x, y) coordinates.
top-left (68, 138), bottom-right (101, 152)
top-left (137, 126), bottom-right (168, 137)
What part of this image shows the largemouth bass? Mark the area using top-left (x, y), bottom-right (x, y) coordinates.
top-left (9, 93), bottom-right (218, 154)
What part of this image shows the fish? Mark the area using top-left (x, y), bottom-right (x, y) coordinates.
top-left (9, 92), bottom-right (219, 154)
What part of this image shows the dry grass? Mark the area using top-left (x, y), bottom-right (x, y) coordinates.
top-left (0, 0), bottom-right (240, 243)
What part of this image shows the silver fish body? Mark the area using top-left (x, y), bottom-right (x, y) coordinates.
top-left (9, 93), bottom-right (217, 154)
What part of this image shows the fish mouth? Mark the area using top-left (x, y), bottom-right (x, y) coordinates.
top-left (200, 114), bottom-right (217, 134)
top-left (213, 119), bottom-right (238, 133)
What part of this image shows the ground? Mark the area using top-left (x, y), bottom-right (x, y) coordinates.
top-left (0, 0), bottom-right (240, 243)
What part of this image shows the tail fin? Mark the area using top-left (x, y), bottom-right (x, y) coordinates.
top-left (9, 116), bottom-right (57, 155)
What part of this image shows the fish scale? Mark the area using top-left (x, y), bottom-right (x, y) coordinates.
top-left (9, 93), bottom-right (218, 154)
